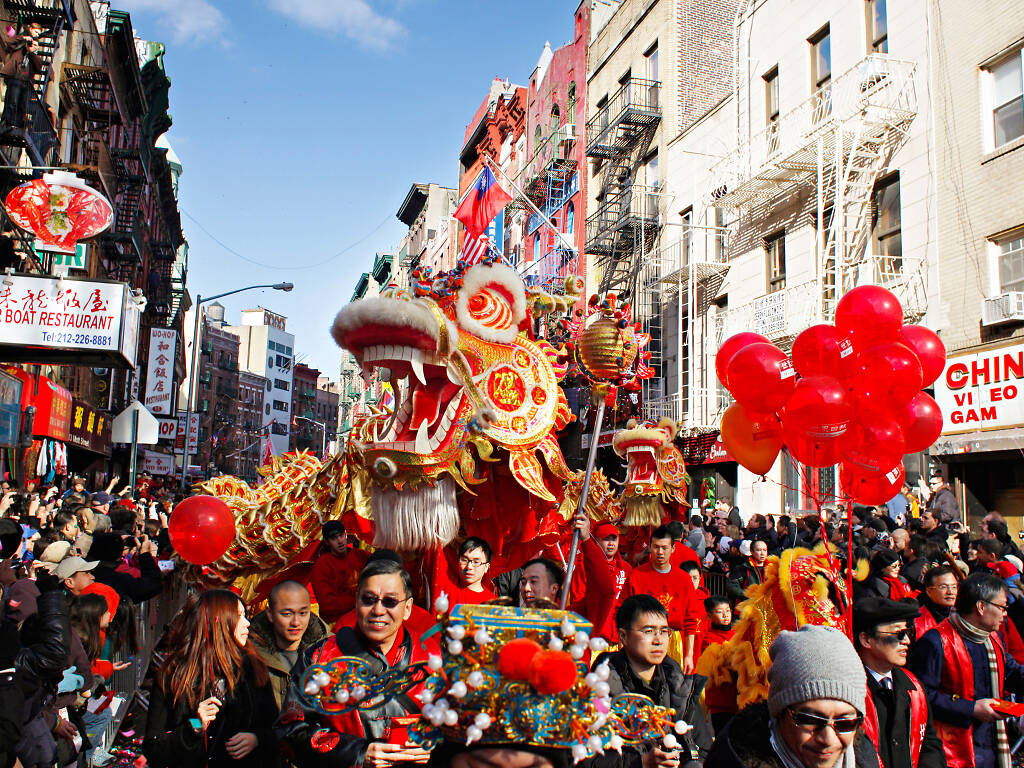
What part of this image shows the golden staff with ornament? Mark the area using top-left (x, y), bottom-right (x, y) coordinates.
top-left (559, 292), bottom-right (653, 609)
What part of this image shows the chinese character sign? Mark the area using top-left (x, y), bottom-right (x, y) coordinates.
top-left (0, 275), bottom-right (126, 354)
top-left (5, 171), bottom-right (112, 254)
top-left (144, 328), bottom-right (177, 415)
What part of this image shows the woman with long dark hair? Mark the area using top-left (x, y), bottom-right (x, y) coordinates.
top-left (142, 590), bottom-right (278, 768)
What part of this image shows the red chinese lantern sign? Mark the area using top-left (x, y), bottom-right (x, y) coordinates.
top-left (5, 171), bottom-right (113, 254)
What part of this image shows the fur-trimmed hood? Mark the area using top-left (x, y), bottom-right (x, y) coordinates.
top-left (248, 608), bottom-right (328, 672)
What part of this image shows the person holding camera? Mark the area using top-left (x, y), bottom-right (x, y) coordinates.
top-left (0, 22), bottom-right (42, 136)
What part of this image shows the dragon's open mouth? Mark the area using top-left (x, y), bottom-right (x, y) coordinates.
top-left (334, 297), bottom-right (470, 456)
top-left (359, 343), bottom-right (466, 454)
top-left (624, 443), bottom-right (661, 486)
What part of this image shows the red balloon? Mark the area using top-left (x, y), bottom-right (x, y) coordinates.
top-left (895, 391), bottom-right (943, 452)
top-left (715, 332), bottom-right (769, 389)
top-left (726, 342), bottom-right (796, 413)
top-left (784, 376), bottom-right (854, 439)
top-left (898, 325), bottom-right (946, 387)
top-left (847, 342), bottom-right (924, 410)
top-left (791, 325), bottom-right (856, 379)
top-left (841, 409), bottom-right (906, 474)
top-left (835, 285), bottom-right (903, 351)
top-left (168, 495), bottom-right (235, 565)
top-left (782, 417), bottom-right (847, 468)
top-left (840, 461), bottom-right (906, 505)
top-left (720, 403), bottom-right (784, 476)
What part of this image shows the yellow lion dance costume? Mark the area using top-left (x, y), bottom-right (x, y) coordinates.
top-left (696, 543), bottom-right (852, 708)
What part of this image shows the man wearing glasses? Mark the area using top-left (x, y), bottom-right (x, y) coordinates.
top-left (909, 573), bottom-right (1024, 768)
top-left (279, 559), bottom-right (436, 768)
top-left (914, 566), bottom-right (958, 641)
top-left (591, 594), bottom-right (710, 768)
top-left (853, 597), bottom-right (945, 768)
top-left (447, 537), bottom-right (496, 606)
top-left (707, 625), bottom-right (877, 768)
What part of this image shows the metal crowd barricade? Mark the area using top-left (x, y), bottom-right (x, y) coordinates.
top-left (100, 575), bottom-right (188, 750)
top-left (702, 570), bottom-right (728, 598)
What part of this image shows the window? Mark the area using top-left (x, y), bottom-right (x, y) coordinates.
top-left (810, 26), bottom-right (831, 117)
top-left (714, 208), bottom-right (728, 261)
top-left (550, 105), bottom-right (560, 130)
top-left (766, 231), bottom-right (786, 292)
top-left (267, 357), bottom-right (274, 370)
top-left (990, 51), bottom-right (1024, 148)
top-left (266, 380), bottom-right (272, 391)
top-left (764, 67), bottom-right (780, 152)
top-left (274, 378), bottom-right (290, 391)
top-left (998, 234), bottom-right (1024, 293)
top-left (619, 69), bottom-right (632, 105)
top-left (276, 354), bottom-right (291, 370)
top-left (271, 422), bottom-right (288, 436)
top-left (265, 404), bottom-right (271, 416)
top-left (871, 173), bottom-right (902, 271)
top-left (645, 43), bottom-right (659, 82)
top-left (535, 124), bottom-right (543, 149)
top-left (567, 82), bottom-right (577, 125)
top-left (565, 202), bottom-right (574, 236)
top-left (273, 400), bottom-right (288, 412)
top-left (866, 0), bottom-right (887, 53)
top-left (680, 207), bottom-right (693, 266)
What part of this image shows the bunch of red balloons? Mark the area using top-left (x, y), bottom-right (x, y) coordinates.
top-left (717, 285), bottom-right (945, 504)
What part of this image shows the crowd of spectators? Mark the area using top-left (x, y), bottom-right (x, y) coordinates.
top-left (8, 464), bottom-right (1024, 768)
top-left (1, 473), bottom-right (178, 768)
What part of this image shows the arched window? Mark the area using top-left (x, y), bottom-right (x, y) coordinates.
top-left (534, 232), bottom-right (541, 257)
top-left (565, 202), bottom-right (575, 236)
top-left (534, 124), bottom-right (542, 149)
top-left (550, 105), bottom-right (560, 130)
top-left (567, 82), bottom-right (577, 126)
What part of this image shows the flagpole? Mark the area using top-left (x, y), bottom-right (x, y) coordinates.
top-left (482, 154), bottom-right (574, 252)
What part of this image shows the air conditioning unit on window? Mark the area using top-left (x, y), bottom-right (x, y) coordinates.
top-left (982, 291), bottom-right (1024, 326)
top-left (559, 123), bottom-right (576, 142)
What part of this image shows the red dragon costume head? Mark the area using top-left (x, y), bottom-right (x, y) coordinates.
top-left (331, 260), bottom-right (578, 558)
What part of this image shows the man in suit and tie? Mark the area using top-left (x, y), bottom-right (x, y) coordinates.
top-left (853, 597), bottom-right (947, 768)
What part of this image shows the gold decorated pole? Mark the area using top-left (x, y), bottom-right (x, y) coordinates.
top-left (559, 298), bottom-right (637, 610)
top-left (560, 387), bottom-right (609, 609)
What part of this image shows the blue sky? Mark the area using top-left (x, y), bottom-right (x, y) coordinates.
top-left (118, 0), bottom-right (576, 377)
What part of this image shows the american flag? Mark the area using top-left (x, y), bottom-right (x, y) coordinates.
top-left (461, 233), bottom-right (492, 266)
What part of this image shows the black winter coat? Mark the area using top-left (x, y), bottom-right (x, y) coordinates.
top-left (93, 553), bottom-right (163, 603)
top-left (0, 667), bottom-right (23, 768)
top-left (142, 661), bottom-right (279, 768)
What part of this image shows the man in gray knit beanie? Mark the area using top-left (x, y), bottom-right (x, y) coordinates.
top-left (768, 625), bottom-right (868, 717)
top-left (706, 624), bottom-right (876, 768)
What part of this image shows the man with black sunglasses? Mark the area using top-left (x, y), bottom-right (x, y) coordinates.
top-left (853, 597), bottom-right (946, 768)
top-left (278, 559), bottom-right (437, 768)
top-left (706, 625), bottom-right (878, 768)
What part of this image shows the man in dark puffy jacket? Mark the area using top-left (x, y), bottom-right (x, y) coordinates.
top-left (10, 571), bottom-right (71, 768)
top-left (589, 594), bottom-right (711, 768)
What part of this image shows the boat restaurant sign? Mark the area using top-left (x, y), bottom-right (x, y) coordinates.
top-left (934, 343), bottom-right (1024, 434)
top-left (0, 274), bottom-right (141, 368)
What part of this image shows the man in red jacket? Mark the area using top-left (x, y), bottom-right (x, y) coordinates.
top-left (623, 524), bottom-right (701, 673)
top-left (310, 521), bottom-right (368, 625)
top-left (278, 559), bottom-right (436, 768)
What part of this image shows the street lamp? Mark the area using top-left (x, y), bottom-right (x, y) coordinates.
top-left (180, 282), bottom-right (294, 486)
top-left (293, 414), bottom-right (327, 459)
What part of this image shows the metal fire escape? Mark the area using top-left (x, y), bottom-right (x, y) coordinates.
top-left (515, 123), bottom-right (579, 295)
top-left (709, 54), bottom-right (919, 345)
top-left (638, 224), bottom-right (732, 430)
top-left (585, 77), bottom-right (661, 299)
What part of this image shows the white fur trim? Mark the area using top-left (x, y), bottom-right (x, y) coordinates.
top-left (456, 263), bottom-right (527, 344)
top-left (612, 426), bottom-right (670, 456)
top-left (331, 297), bottom-right (439, 352)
